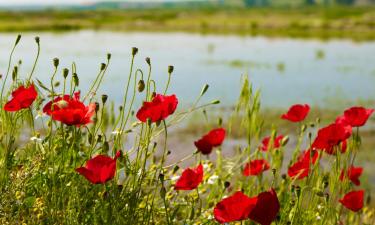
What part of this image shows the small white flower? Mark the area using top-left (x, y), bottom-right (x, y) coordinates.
top-left (207, 175), bottom-right (219, 184)
top-left (111, 129), bottom-right (122, 135)
top-left (316, 216), bottom-right (321, 220)
top-left (317, 204), bottom-right (323, 210)
top-left (30, 136), bottom-right (42, 142)
top-left (171, 175), bottom-right (180, 181)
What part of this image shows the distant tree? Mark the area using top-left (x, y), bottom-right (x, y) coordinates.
top-left (243, 0), bottom-right (269, 7)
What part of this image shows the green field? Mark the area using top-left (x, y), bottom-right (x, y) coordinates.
top-left (0, 6), bottom-right (375, 40)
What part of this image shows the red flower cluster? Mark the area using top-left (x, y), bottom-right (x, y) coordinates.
top-left (312, 123), bottom-right (352, 155)
top-left (288, 149), bottom-right (319, 179)
top-left (194, 128), bottom-right (226, 155)
top-left (4, 84), bottom-right (37, 112)
top-left (339, 166), bottom-right (363, 186)
top-left (136, 94), bottom-right (178, 123)
top-left (214, 189), bottom-right (280, 225)
top-left (339, 190), bottom-right (364, 212)
top-left (76, 151), bottom-right (121, 184)
top-left (174, 164), bottom-right (203, 190)
top-left (281, 104), bottom-right (310, 122)
top-left (260, 135), bottom-right (284, 151)
top-left (43, 92), bottom-right (96, 126)
top-left (243, 159), bottom-right (270, 176)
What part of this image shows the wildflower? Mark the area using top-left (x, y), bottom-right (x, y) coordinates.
top-left (243, 159), bottom-right (270, 176)
top-left (339, 166), bottom-right (363, 186)
top-left (260, 135), bottom-right (284, 151)
top-left (174, 164), bottom-right (203, 190)
top-left (312, 122), bottom-right (352, 155)
top-left (194, 128), bottom-right (226, 155)
top-left (207, 174), bottom-right (219, 184)
top-left (136, 94), bottom-right (178, 123)
top-left (76, 151), bottom-right (121, 184)
top-left (30, 136), bottom-right (42, 142)
top-left (339, 190), bottom-right (364, 212)
top-left (214, 191), bottom-right (257, 224)
top-left (340, 106), bottom-right (374, 127)
top-left (4, 84), bottom-right (37, 112)
top-left (281, 104), bottom-right (310, 122)
top-left (43, 92), bottom-right (96, 126)
top-left (249, 189), bottom-right (280, 225)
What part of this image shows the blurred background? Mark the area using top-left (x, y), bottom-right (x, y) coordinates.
top-left (1, 0), bottom-right (375, 190)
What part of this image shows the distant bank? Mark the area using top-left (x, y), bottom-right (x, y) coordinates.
top-left (0, 7), bottom-right (374, 41)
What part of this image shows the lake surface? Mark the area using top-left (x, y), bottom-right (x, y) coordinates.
top-left (1, 31), bottom-right (375, 109)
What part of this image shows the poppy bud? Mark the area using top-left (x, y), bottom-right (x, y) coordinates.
top-left (295, 186), bottom-right (301, 197)
top-left (15, 34), bottom-right (21, 45)
top-left (281, 136), bottom-right (289, 146)
top-left (35, 36), bottom-right (40, 44)
top-left (323, 181), bottom-right (329, 188)
top-left (145, 57), bottom-right (151, 66)
top-left (63, 68), bottom-right (69, 79)
top-left (107, 53), bottom-right (111, 60)
top-left (281, 174), bottom-right (287, 180)
top-left (200, 84), bottom-right (209, 96)
top-left (100, 63), bottom-right (106, 71)
top-left (308, 132), bottom-right (312, 140)
top-left (309, 122), bottom-right (315, 128)
top-left (159, 173), bottom-right (165, 183)
top-left (73, 73), bottom-right (79, 86)
top-left (173, 165), bottom-right (179, 174)
top-left (224, 181), bottom-right (231, 189)
top-left (167, 150), bottom-right (171, 155)
top-left (101, 94), bottom-right (108, 104)
top-left (132, 47), bottom-right (138, 56)
top-left (96, 134), bottom-right (102, 143)
top-left (53, 58), bottom-right (59, 68)
top-left (168, 65), bottom-right (174, 74)
top-left (211, 100), bottom-right (220, 105)
top-left (138, 80), bottom-right (145, 92)
top-left (12, 66), bottom-right (18, 81)
top-left (119, 106), bottom-right (123, 112)
top-left (54, 81), bottom-right (60, 87)
top-left (95, 102), bottom-right (100, 113)
top-left (218, 117), bottom-right (223, 126)
top-left (18, 60), bottom-right (22, 65)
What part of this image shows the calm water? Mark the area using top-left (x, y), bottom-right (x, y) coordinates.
top-left (1, 30), bottom-right (375, 108)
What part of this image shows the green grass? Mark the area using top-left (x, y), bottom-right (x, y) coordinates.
top-left (0, 6), bottom-right (375, 40)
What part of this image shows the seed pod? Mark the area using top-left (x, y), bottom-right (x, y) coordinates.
top-left (73, 73), bottom-right (79, 86)
top-left (107, 53), bottom-right (111, 60)
top-left (173, 165), bottom-right (179, 174)
top-left (101, 94), bottom-right (108, 104)
top-left (200, 84), bottom-right (209, 96)
top-left (95, 102), bottom-right (100, 113)
top-left (100, 63), bottom-right (106, 71)
top-left (15, 34), bottom-right (21, 45)
top-left (145, 57), bottom-right (151, 66)
top-left (35, 36), bottom-right (40, 44)
top-left (211, 100), bottom-right (220, 105)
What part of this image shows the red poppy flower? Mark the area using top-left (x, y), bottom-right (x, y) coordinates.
top-left (342, 106), bottom-right (374, 127)
top-left (260, 135), bottom-right (284, 151)
top-left (76, 151), bottom-right (121, 184)
top-left (43, 92), bottom-right (96, 126)
top-left (249, 189), bottom-right (280, 225)
top-left (339, 166), bottom-right (363, 186)
top-left (4, 84), bottom-right (37, 112)
top-left (339, 190), bottom-right (364, 212)
top-left (312, 123), bottom-right (352, 155)
top-left (214, 191), bottom-right (257, 224)
top-left (136, 94), bottom-right (178, 123)
top-left (243, 159), bottom-right (270, 176)
top-left (194, 128), bottom-right (226, 155)
top-left (288, 149), bottom-right (318, 179)
top-left (281, 104), bottom-right (310, 122)
top-left (174, 164), bottom-right (203, 190)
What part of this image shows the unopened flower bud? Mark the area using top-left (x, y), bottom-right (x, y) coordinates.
top-left (200, 84), bottom-right (209, 96)
top-left (107, 53), bottom-right (111, 60)
top-left (15, 34), bottom-right (21, 45)
top-left (100, 63), bottom-right (106, 71)
top-left (168, 65), bottom-right (174, 74)
top-left (53, 58), bottom-right (59, 68)
top-left (132, 47), bottom-right (138, 56)
top-left (35, 36), bottom-right (40, 44)
top-left (281, 136), bottom-right (289, 146)
top-left (173, 165), bottom-right (179, 174)
top-left (224, 181), bottom-right (231, 189)
top-left (138, 80), bottom-right (145, 92)
top-left (63, 68), bottom-right (69, 79)
top-left (211, 100), bottom-right (220, 105)
top-left (145, 57), bottom-right (151, 66)
top-left (101, 94), bottom-right (108, 104)
top-left (73, 73), bottom-right (79, 86)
